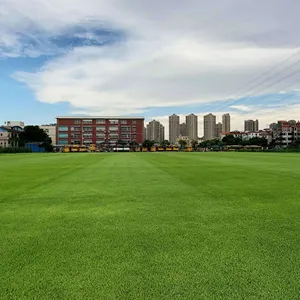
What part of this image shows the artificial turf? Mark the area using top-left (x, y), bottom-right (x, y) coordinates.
top-left (1, 152), bottom-right (300, 299)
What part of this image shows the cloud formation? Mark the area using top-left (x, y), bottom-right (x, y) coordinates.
top-left (2, 0), bottom-right (300, 117)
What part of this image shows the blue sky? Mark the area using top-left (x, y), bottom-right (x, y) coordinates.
top-left (1, 0), bottom-right (299, 130)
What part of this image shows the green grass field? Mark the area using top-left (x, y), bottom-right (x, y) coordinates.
top-left (1, 153), bottom-right (300, 299)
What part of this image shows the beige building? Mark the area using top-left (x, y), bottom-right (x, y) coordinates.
top-left (215, 122), bottom-right (223, 139)
top-left (245, 119), bottom-right (259, 132)
top-left (169, 114), bottom-right (180, 144)
top-left (5, 121), bottom-right (25, 128)
top-left (0, 126), bottom-right (23, 148)
top-left (40, 124), bottom-right (56, 145)
top-left (186, 114), bottom-right (198, 140)
top-left (222, 113), bottom-right (231, 133)
top-left (204, 113), bottom-right (216, 140)
top-left (146, 120), bottom-right (165, 142)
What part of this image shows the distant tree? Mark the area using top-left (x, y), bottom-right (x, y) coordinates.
top-left (191, 140), bottom-right (198, 150)
top-left (222, 135), bottom-right (242, 145)
top-left (19, 126), bottom-right (53, 152)
top-left (178, 139), bottom-right (187, 149)
top-left (142, 140), bottom-right (155, 148)
top-left (160, 140), bottom-right (170, 147)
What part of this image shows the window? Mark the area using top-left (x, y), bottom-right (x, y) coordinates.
top-left (71, 140), bottom-right (81, 145)
top-left (96, 126), bottom-right (105, 131)
top-left (71, 126), bottom-right (81, 131)
top-left (83, 140), bottom-right (92, 144)
top-left (96, 119), bottom-right (105, 124)
top-left (83, 120), bottom-right (93, 124)
top-left (109, 133), bottom-right (119, 139)
top-left (57, 140), bottom-right (68, 145)
top-left (71, 134), bottom-right (81, 139)
top-left (121, 126), bottom-right (130, 132)
top-left (109, 126), bottom-right (118, 131)
top-left (58, 126), bottom-right (68, 131)
top-left (96, 133), bottom-right (105, 138)
top-left (83, 127), bottom-right (92, 131)
top-left (58, 133), bottom-right (68, 138)
top-left (121, 134), bottom-right (131, 139)
top-left (74, 120), bottom-right (81, 124)
top-left (132, 126), bottom-right (136, 132)
top-left (83, 133), bottom-right (93, 138)
top-left (120, 120), bottom-right (127, 124)
top-left (109, 120), bottom-right (119, 124)
top-left (132, 120), bottom-right (137, 124)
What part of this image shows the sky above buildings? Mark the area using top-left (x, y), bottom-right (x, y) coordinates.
top-left (0, 0), bottom-right (300, 136)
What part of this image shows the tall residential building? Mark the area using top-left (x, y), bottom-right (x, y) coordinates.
top-left (146, 120), bottom-right (165, 142)
top-left (245, 119), bottom-right (259, 132)
top-left (215, 122), bottom-right (223, 138)
top-left (222, 113), bottom-right (231, 133)
top-left (169, 114), bottom-right (180, 144)
top-left (56, 116), bottom-right (144, 145)
top-left (204, 113), bottom-right (216, 140)
top-left (180, 122), bottom-right (187, 136)
top-left (186, 114), bottom-right (198, 140)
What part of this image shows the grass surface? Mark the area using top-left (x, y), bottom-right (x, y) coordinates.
top-left (1, 153), bottom-right (300, 299)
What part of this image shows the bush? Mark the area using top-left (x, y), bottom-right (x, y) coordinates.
top-left (0, 147), bottom-right (32, 154)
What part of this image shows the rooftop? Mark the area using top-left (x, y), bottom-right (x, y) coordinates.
top-left (56, 116), bottom-right (144, 120)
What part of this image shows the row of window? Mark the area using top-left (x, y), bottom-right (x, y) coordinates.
top-left (59, 126), bottom-right (137, 132)
top-left (73, 119), bottom-right (137, 125)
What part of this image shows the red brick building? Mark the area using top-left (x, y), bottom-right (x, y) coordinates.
top-left (56, 116), bottom-right (144, 145)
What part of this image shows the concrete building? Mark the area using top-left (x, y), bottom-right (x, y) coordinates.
top-left (0, 126), bottom-right (24, 148)
top-left (222, 114), bottom-right (230, 133)
top-left (245, 119), bottom-right (259, 132)
top-left (273, 120), bottom-right (300, 147)
top-left (215, 122), bottom-right (223, 139)
top-left (40, 124), bottom-right (56, 145)
top-left (146, 120), bottom-right (165, 142)
top-left (169, 114), bottom-right (180, 144)
top-left (56, 116), bottom-right (144, 146)
top-left (204, 113), bottom-right (216, 140)
top-left (5, 121), bottom-right (25, 128)
top-left (186, 114), bottom-right (198, 140)
top-left (180, 122), bottom-right (187, 136)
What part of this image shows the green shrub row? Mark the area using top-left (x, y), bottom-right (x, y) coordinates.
top-left (0, 147), bottom-right (32, 154)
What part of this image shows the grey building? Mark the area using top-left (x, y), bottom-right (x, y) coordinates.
top-left (169, 114), bottom-right (180, 144)
top-left (245, 119), bottom-right (259, 131)
top-left (222, 113), bottom-right (231, 133)
top-left (146, 120), bottom-right (165, 142)
top-left (186, 114), bottom-right (198, 140)
top-left (180, 122), bottom-right (187, 136)
top-left (204, 113), bottom-right (216, 140)
top-left (215, 122), bottom-right (223, 139)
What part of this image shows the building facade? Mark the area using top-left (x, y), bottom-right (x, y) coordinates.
top-left (56, 117), bottom-right (144, 146)
top-left (245, 119), bottom-right (259, 132)
top-left (40, 124), bottom-right (56, 145)
top-left (0, 126), bottom-right (24, 148)
top-left (169, 114), bottom-right (180, 144)
top-left (215, 122), bottom-right (223, 139)
top-left (274, 120), bottom-right (300, 147)
top-left (204, 113), bottom-right (216, 140)
top-left (222, 113), bottom-right (230, 133)
top-left (146, 120), bottom-right (165, 142)
top-left (186, 114), bottom-right (198, 140)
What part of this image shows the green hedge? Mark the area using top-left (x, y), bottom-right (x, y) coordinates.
top-left (0, 147), bottom-right (32, 154)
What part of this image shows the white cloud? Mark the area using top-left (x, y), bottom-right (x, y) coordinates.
top-left (2, 0), bottom-right (300, 117)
